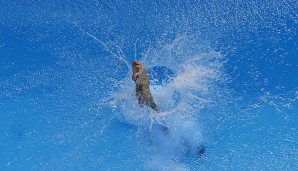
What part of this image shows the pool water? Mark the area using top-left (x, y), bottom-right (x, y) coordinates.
top-left (1, 1), bottom-right (297, 170)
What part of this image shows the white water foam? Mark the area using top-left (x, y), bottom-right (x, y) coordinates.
top-left (105, 35), bottom-right (227, 170)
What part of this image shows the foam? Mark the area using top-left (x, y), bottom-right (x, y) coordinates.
top-left (106, 35), bottom-right (226, 169)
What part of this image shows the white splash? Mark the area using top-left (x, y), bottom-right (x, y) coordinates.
top-left (108, 35), bottom-right (226, 170)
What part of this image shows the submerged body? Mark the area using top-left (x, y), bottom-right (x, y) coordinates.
top-left (132, 60), bottom-right (158, 112)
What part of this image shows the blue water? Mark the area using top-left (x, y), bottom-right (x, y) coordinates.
top-left (1, 1), bottom-right (297, 170)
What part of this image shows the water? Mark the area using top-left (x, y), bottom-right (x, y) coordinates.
top-left (1, 1), bottom-right (297, 170)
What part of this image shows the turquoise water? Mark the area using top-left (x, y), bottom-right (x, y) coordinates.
top-left (1, 1), bottom-right (297, 170)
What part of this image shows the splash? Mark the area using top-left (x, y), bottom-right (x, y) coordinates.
top-left (104, 35), bottom-right (227, 170)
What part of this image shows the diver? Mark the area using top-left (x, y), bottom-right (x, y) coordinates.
top-left (131, 60), bottom-right (159, 112)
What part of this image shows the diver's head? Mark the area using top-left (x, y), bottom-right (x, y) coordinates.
top-left (132, 60), bottom-right (144, 81)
